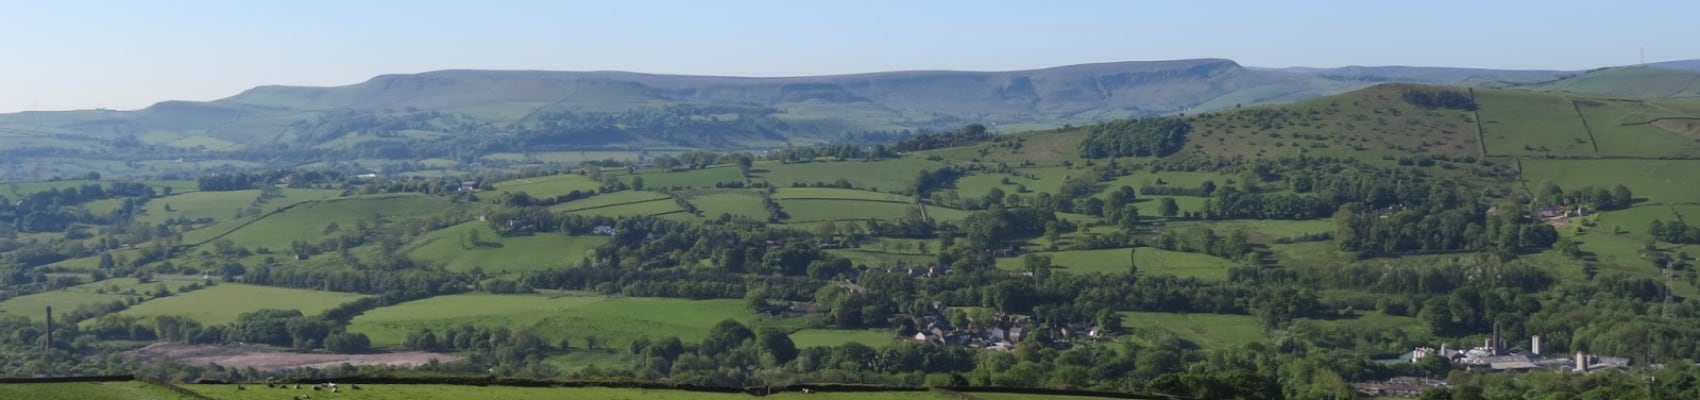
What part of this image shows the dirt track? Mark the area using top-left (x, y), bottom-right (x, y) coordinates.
top-left (124, 343), bottom-right (461, 371)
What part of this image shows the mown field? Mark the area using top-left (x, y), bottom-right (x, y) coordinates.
top-left (348, 294), bottom-right (799, 349)
top-left (139, 188), bottom-right (342, 225)
top-left (404, 221), bottom-right (608, 274)
top-left (0, 278), bottom-right (198, 322)
top-left (195, 194), bottom-right (455, 249)
top-left (994, 247), bottom-right (1240, 279)
top-left (487, 174), bottom-right (599, 199)
top-left (625, 166), bottom-right (747, 189)
top-left (1119, 311), bottom-right (1264, 349)
top-left (549, 191), bottom-right (671, 212)
top-left (771, 187), bottom-right (912, 202)
top-left (751, 159), bottom-right (945, 193)
top-left (1475, 89), bottom-right (1596, 157)
top-left (1519, 159), bottom-right (1700, 205)
top-left (111, 284), bottom-right (368, 325)
top-left (684, 190), bottom-right (770, 220)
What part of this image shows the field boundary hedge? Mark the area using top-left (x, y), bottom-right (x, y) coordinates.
top-left (556, 197), bottom-right (672, 213)
top-left (0, 375), bottom-right (1201, 400)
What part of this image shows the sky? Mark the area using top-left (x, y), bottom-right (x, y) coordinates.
top-left (1, 0), bottom-right (1695, 112)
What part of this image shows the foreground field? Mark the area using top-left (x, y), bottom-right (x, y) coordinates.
top-left (111, 284), bottom-right (368, 325)
top-left (349, 294), bottom-right (797, 349)
top-left (0, 382), bottom-right (195, 400)
top-left (0, 382), bottom-right (1138, 400)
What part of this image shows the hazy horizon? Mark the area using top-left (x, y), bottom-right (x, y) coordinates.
top-left (4, 0), bottom-right (1695, 113)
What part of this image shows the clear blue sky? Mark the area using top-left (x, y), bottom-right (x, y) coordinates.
top-left (3, 0), bottom-right (1694, 112)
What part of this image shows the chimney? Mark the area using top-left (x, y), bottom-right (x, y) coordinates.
top-left (1491, 322), bottom-right (1503, 355)
top-left (1575, 351), bottom-right (1587, 372)
top-left (43, 306), bottom-right (53, 351)
top-left (1531, 335), bottom-right (1541, 355)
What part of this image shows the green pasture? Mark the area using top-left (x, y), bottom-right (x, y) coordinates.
top-left (405, 221), bottom-right (608, 274)
top-left (0, 278), bottom-right (198, 322)
top-left (1519, 159), bottom-right (1700, 205)
top-left (549, 191), bottom-right (670, 212)
top-left (771, 187), bottom-right (912, 203)
top-left (625, 166), bottom-right (747, 189)
top-left (750, 159), bottom-right (945, 193)
top-left (0, 382), bottom-right (195, 400)
top-left (111, 283), bottom-right (368, 325)
top-left (684, 190), bottom-right (771, 220)
top-left (1120, 311), bottom-right (1265, 349)
top-left (995, 247), bottom-right (1240, 279)
top-left (348, 294), bottom-right (797, 349)
top-left (1475, 89), bottom-right (1595, 157)
top-left (211, 194), bottom-right (455, 249)
top-left (488, 174), bottom-right (599, 199)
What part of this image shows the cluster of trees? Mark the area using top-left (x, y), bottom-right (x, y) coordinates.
top-left (196, 170), bottom-right (345, 191)
top-left (1400, 88), bottom-right (1479, 111)
top-left (1533, 182), bottom-right (1634, 211)
top-left (1198, 187), bottom-right (1334, 220)
top-left (888, 123), bottom-right (993, 152)
top-left (1, 182), bottom-right (156, 232)
top-left (1649, 218), bottom-right (1700, 244)
top-left (1078, 117), bottom-right (1192, 158)
top-left (910, 167), bottom-right (965, 197)
top-left (1336, 202), bottom-right (1557, 257)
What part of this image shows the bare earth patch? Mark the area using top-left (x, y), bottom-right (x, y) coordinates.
top-left (123, 342), bottom-right (461, 371)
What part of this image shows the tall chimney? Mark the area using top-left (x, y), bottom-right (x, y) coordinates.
top-left (1575, 351), bottom-right (1587, 372)
top-left (1491, 322), bottom-right (1502, 355)
top-left (43, 306), bottom-right (53, 351)
top-left (1531, 335), bottom-right (1541, 355)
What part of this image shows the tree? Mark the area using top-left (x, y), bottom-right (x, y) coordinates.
top-left (1159, 197), bottom-right (1180, 218)
top-left (756, 329), bottom-right (798, 364)
top-left (1023, 254), bottom-right (1052, 279)
top-left (631, 176), bottom-right (645, 191)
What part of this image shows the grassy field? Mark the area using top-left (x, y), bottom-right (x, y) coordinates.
top-left (549, 191), bottom-right (671, 212)
top-left (139, 188), bottom-right (342, 226)
top-left (919, 128), bottom-right (1090, 166)
top-left (994, 247), bottom-right (1240, 279)
top-left (771, 187), bottom-right (912, 203)
top-left (1575, 99), bottom-right (1700, 157)
top-left (788, 329), bottom-right (898, 348)
top-left (203, 194), bottom-right (454, 249)
top-left (488, 174), bottom-right (599, 199)
top-left (625, 166), bottom-right (747, 189)
top-left (404, 221), bottom-right (608, 274)
top-left (1099, 171), bottom-right (1236, 193)
top-left (1520, 159), bottom-right (1700, 205)
top-left (826, 249), bottom-right (936, 268)
top-left (1182, 84), bottom-right (1483, 159)
top-left (684, 190), bottom-right (770, 220)
top-left (1168, 219), bottom-right (1336, 242)
top-left (111, 284), bottom-right (368, 325)
top-left (0, 382), bottom-right (196, 400)
top-left (1120, 311), bottom-right (1265, 349)
top-left (570, 198), bottom-right (684, 218)
top-left (0, 278), bottom-right (198, 322)
top-left (779, 199), bottom-right (919, 223)
top-left (1475, 89), bottom-right (1595, 157)
top-left (348, 294), bottom-right (797, 349)
top-left (751, 159), bottom-right (945, 193)
top-left (954, 167), bottom-right (1074, 197)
